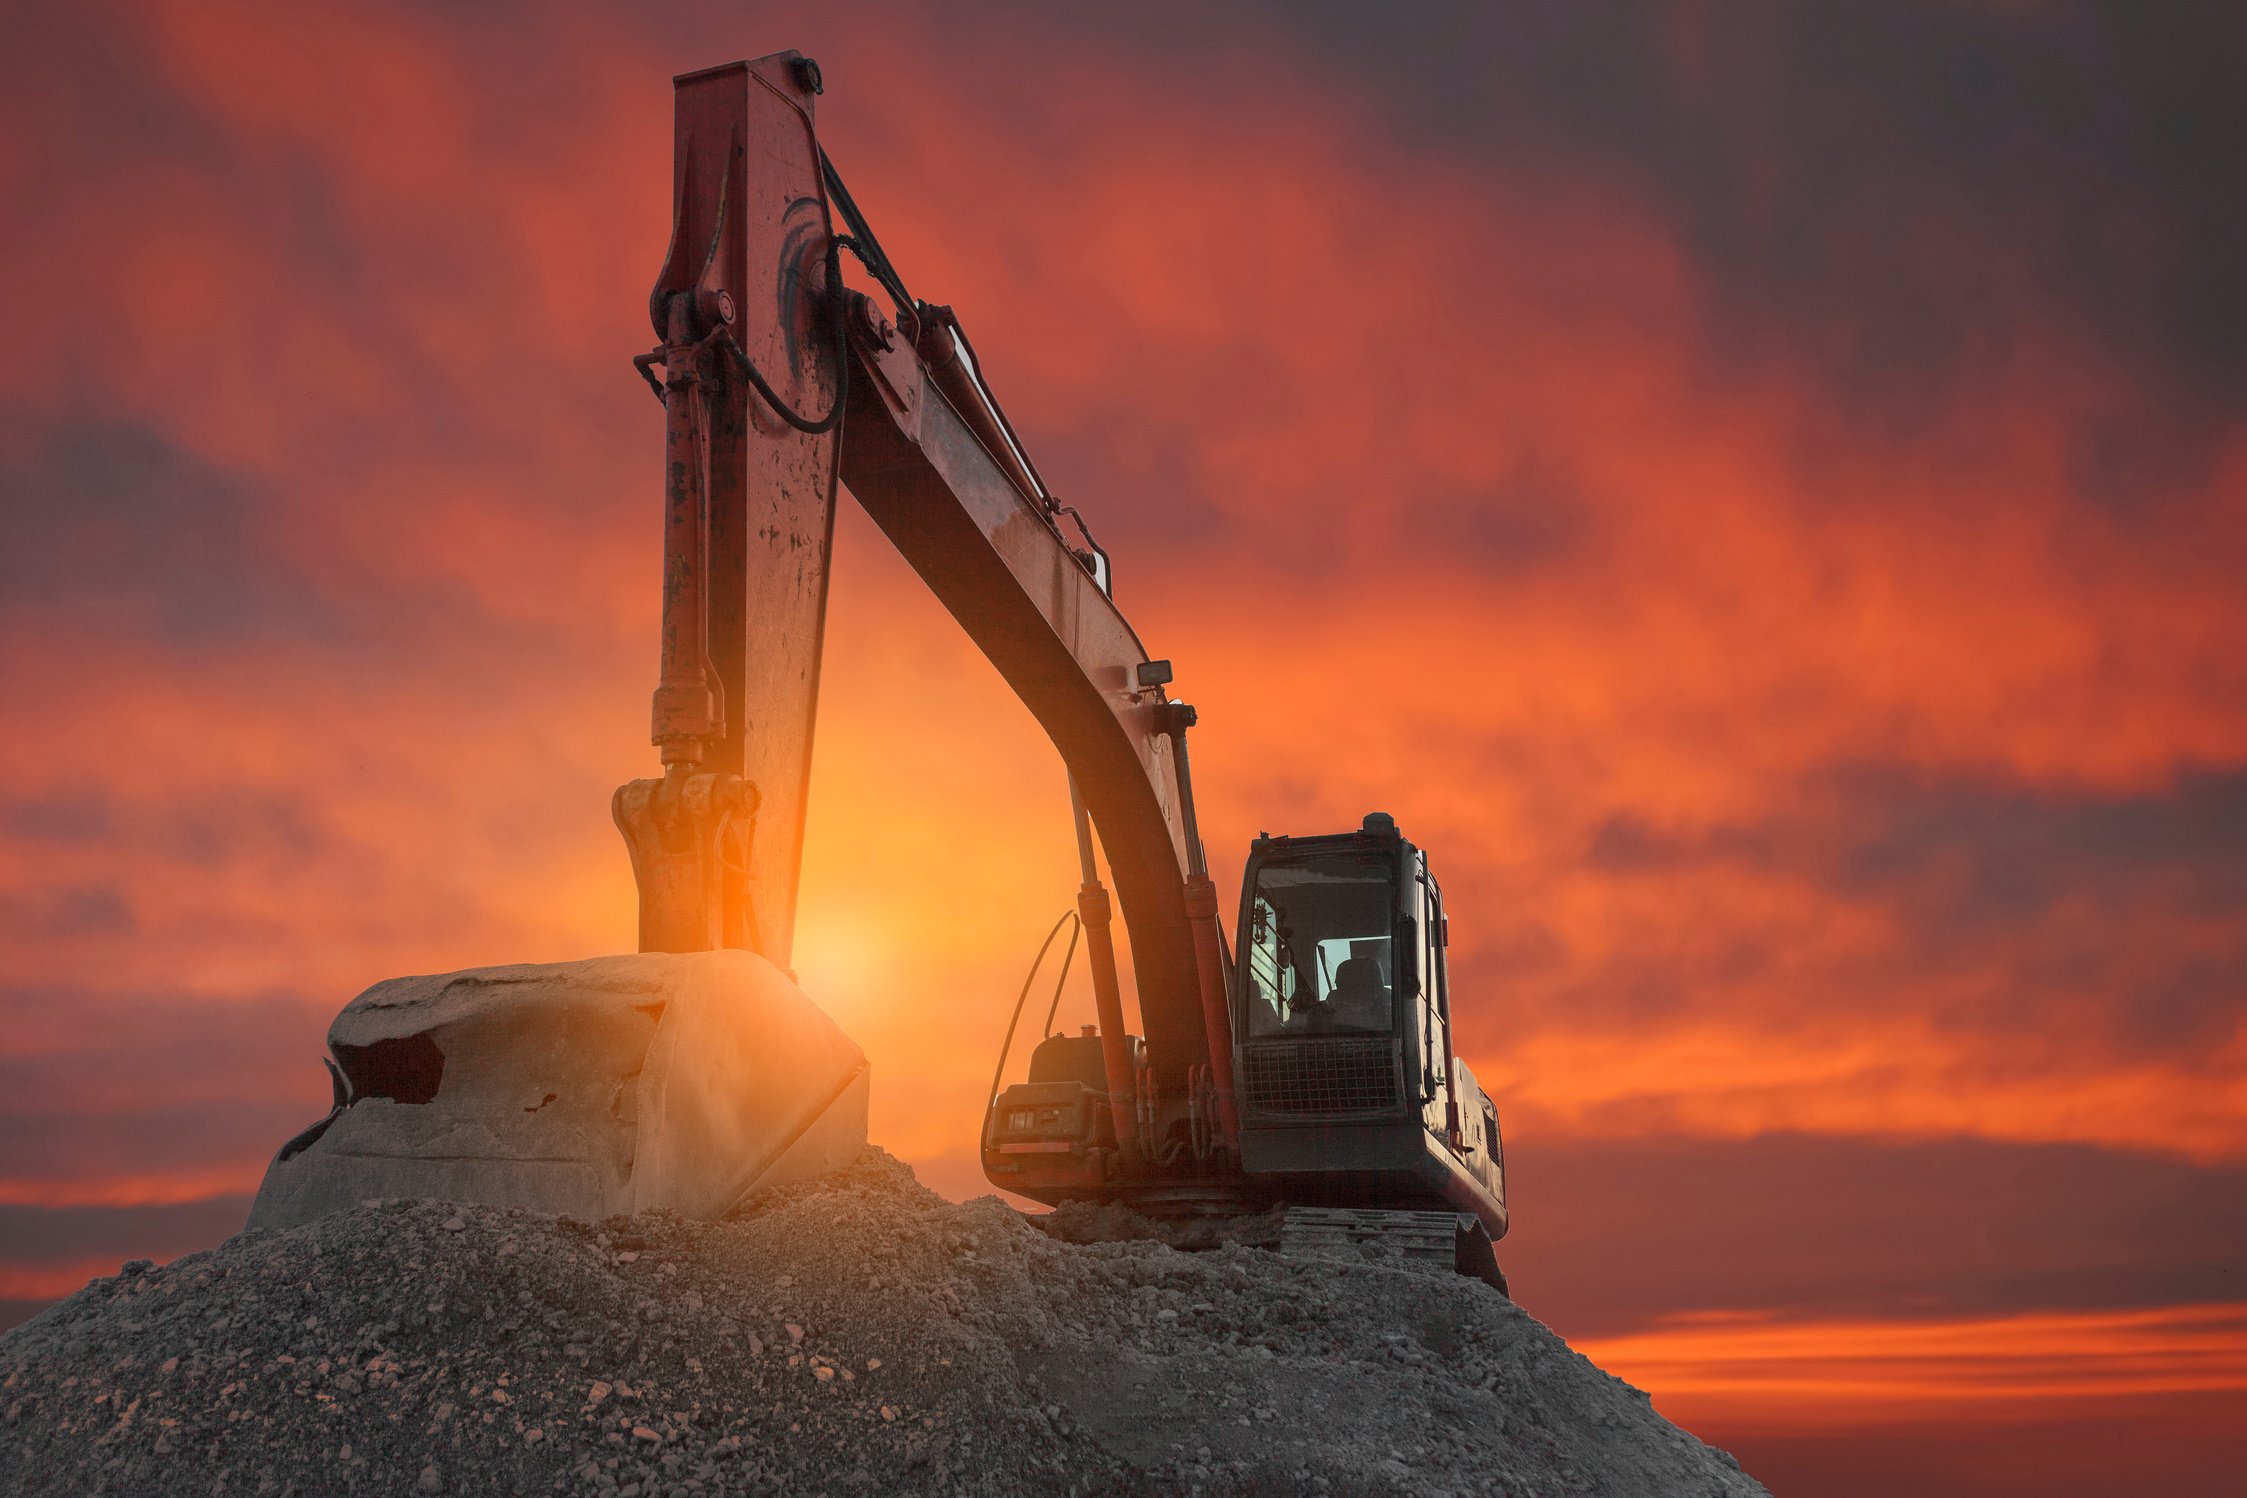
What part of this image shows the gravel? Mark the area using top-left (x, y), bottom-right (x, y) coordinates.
top-left (0, 1148), bottom-right (1767, 1496)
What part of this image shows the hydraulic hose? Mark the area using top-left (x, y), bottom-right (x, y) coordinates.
top-left (980, 910), bottom-right (1081, 1150)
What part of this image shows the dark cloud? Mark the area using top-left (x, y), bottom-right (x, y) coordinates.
top-left (2066, 406), bottom-right (2232, 516)
top-left (0, 986), bottom-right (332, 1185)
top-left (0, 417), bottom-right (283, 637)
top-left (1420, 453), bottom-right (1593, 574)
top-left (1589, 766), bottom-right (2247, 913)
top-left (987, 0), bottom-right (2245, 467)
top-left (0, 1195), bottom-right (251, 1267)
top-left (1025, 406), bottom-right (1229, 557)
top-left (1509, 1131), bottom-right (2247, 1342)
top-left (149, 786), bottom-right (332, 871)
top-left (0, 1194), bottom-right (254, 1335)
top-left (0, 1101), bottom-right (322, 1201)
top-left (1586, 813), bottom-right (1768, 874)
top-left (1827, 764), bottom-right (2247, 921)
top-left (1260, 2), bottom-right (2247, 411)
top-left (0, 796), bottom-right (117, 845)
top-left (0, 0), bottom-right (231, 187)
top-left (0, 884), bottom-right (135, 942)
top-left (1722, 1397), bottom-right (2247, 1498)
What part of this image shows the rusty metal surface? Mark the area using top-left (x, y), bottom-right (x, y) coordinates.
top-left (624, 54), bottom-right (840, 967)
top-left (1075, 879), bottom-right (1140, 1152)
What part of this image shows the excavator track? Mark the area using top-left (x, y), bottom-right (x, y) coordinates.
top-left (1279, 1207), bottom-right (1510, 1297)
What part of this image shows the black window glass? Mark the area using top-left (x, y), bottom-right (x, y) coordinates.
top-left (1243, 853), bottom-right (1395, 1037)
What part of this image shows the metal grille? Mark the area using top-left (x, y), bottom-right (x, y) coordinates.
top-left (1240, 1038), bottom-right (1400, 1115)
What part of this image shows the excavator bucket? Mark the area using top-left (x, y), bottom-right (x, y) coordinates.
top-left (248, 952), bottom-right (867, 1232)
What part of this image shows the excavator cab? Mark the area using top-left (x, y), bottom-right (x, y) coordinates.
top-left (1232, 813), bottom-right (1508, 1244)
top-left (984, 809), bottom-right (1508, 1274)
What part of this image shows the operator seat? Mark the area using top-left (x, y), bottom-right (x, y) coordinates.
top-left (1327, 956), bottom-right (1390, 1031)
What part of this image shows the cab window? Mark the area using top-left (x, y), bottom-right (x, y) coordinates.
top-left (1243, 853), bottom-right (1396, 1037)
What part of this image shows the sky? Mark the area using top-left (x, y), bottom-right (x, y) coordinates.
top-left (1, 1), bottom-right (2243, 1493)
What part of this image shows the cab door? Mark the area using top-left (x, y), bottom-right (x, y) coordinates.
top-left (1413, 860), bottom-right (1455, 1141)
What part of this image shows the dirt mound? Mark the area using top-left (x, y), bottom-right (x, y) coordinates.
top-left (0, 1149), bottom-right (1765, 1497)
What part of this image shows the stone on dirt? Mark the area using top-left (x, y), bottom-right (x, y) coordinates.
top-left (0, 1148), bottom-right (1767, 1497)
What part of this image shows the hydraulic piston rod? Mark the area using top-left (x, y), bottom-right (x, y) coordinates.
top-left (1069, 777), bottom-right (1140, 1156)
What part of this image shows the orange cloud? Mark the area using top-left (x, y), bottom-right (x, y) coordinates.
top-left (1482, 1021), bottom-right (2247, 1161)
top-left (1577, 1302), bottom-right (2247, 1431)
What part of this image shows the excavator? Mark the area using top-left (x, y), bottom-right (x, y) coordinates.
top-left (251, 52), bottom-right (1508, 1290)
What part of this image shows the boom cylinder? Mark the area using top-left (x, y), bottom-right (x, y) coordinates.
top-left (1161, 704), bottom-right (1239, 1147)
top-left (913, 305), bottom-right (1045, 506)
top-left (651, 298), bottom-right (721, 767)
top-left (1070, 778), bottom-right (1138, 1155)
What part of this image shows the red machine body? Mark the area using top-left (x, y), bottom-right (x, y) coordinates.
top-left (614, 54), bottom-right (1508, 1266)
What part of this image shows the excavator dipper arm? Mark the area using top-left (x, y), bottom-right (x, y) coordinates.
top-left (613, 54), bottom-right (1236, 1134)
top-left (613, 56), bottom-right (843, 967)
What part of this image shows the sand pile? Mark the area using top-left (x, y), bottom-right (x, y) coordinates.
top-left (0, 1149), bottom-right (1765, 1497)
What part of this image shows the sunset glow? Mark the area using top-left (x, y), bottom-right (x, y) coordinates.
top-left (4, 3), bottom-right (2244, 1494)
top-left (1578, 1304), bottom-right (2247, 1428)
